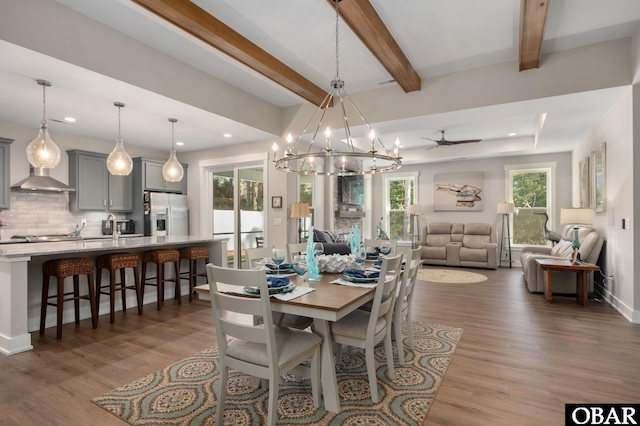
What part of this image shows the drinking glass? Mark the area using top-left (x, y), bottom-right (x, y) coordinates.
top-left (355, 247), bottom-right (366, 269)
top-left (313, 242), bottom-right (324, 257)
top-left (293, 254), bottom-right (308, 279)
top-left (271, 248), bottom-right (285, 274)
top-left (380, 241), bottom-right (392, 257)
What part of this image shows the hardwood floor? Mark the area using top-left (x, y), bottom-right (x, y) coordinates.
top-left (0, 267), bottom-right (638, 425)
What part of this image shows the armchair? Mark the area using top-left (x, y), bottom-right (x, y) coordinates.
top-left (520, 225), bottom-right (603, 293)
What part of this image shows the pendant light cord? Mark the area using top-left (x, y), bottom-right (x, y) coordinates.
top-left (117, 105), bottom-right (122, 139)
top-left (41, 83), bottom-right (47, 126)
top-left (334, 1), bottom-right (340, 82)
top-left (171, 120), bottom-right (175, 150)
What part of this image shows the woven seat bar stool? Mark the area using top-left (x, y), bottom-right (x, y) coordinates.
top-left (40, 257), bottom-right (97, 339)
top-left (179, 246), bottom-right (209, 302)
top-left (141, 249), bottom-right (181, 311)
top-left (95, 252), bottom-right (143, 323)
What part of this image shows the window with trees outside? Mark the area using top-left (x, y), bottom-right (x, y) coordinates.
top-left (506, 163), bottom-right (556, 246)
top-left (299, 175), bottom-right (313, 242)
top-left (383, 173), bottom-right (417, 241)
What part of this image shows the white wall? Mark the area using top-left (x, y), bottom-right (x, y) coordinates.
top-left (573, 88), bottom-right (637, 322)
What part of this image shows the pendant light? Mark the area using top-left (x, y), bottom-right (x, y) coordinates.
top-left (106, 102), bottom-right (133, 176)
top-left (162, 118), bottom-right (184, 182)
top-left (26, 80), bottom-right (61, 169)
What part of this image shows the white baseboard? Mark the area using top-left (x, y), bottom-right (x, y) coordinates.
top-left (595, 284), bottom-right (640, 324)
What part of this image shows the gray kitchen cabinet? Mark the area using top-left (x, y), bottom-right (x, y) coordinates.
top-left (68, 150), bottom-right (133, 212)
top-left (0, 138), bottom-right (12, 210)
top-left (136, 158), bottom-right (187, 194)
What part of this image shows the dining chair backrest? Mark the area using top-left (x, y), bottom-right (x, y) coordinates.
top-left (368, 253), bottom-right (403, 340)
top-left (393, 247), bottom-right (421, 365)
top-left (206, 265), bottom-right (277, 368)
top-left (255, 236), bottom-right (264, 248)
top-left (245, 246), bottom-right (274, 269)
top-left (287, 242), bottom-right (307, 262)
top-left (363, 238), bottom-right (397, 256)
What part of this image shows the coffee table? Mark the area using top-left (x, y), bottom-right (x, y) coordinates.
top-left (535, 258), bottom-right (600, 306)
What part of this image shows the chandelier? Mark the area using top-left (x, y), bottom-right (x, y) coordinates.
top-left (273, 1), bottom-right (401, 176)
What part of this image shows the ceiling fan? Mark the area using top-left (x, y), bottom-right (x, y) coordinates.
top-left (422, 130), bottom-right (482, 150)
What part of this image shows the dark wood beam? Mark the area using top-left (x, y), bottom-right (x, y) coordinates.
top-left (131, 0), bottom-right (328, 107)
top-left (327, 0), bottom-right (421, 93)
top-left (519, 0), bottom-right (549, 71)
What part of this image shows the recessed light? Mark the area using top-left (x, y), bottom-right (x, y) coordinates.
top-left (64, 117), bottom-right (76, 123)
top-left (508, 132), bottom-right (517, 137)
top-left (223, 133), bottom-right (232, 138)
top-left (176, 141), bottom-right (184, 146)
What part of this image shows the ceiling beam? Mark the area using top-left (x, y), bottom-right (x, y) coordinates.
top-left (327, 0), bottom-right (421, 93)
top-left (131, 0), bottom-right (328, 107)
top-left (519, 0), bottom-right (549, 71)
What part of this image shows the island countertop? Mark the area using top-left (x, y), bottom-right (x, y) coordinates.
top-left (0, 235), bottom-right (223, 259)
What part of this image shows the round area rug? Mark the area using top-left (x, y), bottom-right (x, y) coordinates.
top-left (417, 268), bottom-right (488, 284)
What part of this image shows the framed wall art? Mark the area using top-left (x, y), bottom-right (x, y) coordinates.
top-left (591, 142), bottom-right (606, 213)
top-left (271, 196), bottom-right (282, 209)
top-left (433, 172), bottom-right (484, 211)
top-left (579, 156), bottom-right (590, 208)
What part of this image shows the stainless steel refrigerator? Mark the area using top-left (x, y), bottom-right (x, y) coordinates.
top-left (144, 192), bottom-right (189, 236)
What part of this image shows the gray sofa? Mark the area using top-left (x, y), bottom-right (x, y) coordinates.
top-left (418, 222), bottom-right (498, 269)
top-left (520, 225), bottom-right (603, 294)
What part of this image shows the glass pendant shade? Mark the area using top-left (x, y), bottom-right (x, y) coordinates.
top-left (106, 136), bottom-right (133, 175)
top-left (162, 149), bottom-right (184, 182)
top-left (26, 123), bottom-right (61, 169)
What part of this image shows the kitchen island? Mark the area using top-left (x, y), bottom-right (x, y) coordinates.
top-left (0, 236), bottom-right (228, 355)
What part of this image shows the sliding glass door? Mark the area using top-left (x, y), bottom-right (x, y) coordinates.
top-left (212, 166), bottom-right (264, 268)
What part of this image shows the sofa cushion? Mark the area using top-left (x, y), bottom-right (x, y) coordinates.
top-left (422, 245), bottom-right (447, 260)
top-left (428, 222), bottom-right (451, 234)
top-left (313, 229), bottom-right (334, 244)
top-left (463, 234), bottom-right (491, 249)
top-left (426, 234), bottom-right (451, 247)
top-left (550, 240), bottom-right (573, 258)
top-left (464, 223), bottom-right (491, 235)
top-left (460, 247), bottom-right (488, 262)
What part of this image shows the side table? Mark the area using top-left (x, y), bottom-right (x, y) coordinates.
top-left (535, 259), bottom-right (600, 307)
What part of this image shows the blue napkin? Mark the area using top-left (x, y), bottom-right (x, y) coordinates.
top-left (265, 263), bottom-right (294, 270)
top-left (267, 276), bottom-right (290, 288)
top-left (373, 260), bottom-right (382, 267)
top-left (344, 269), bottom-right (379, 279)
top-left (366, 252), bottom-right (379, 260)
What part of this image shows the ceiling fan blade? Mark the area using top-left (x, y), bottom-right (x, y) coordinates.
top-left (446, 138), bottom-right (482, 144)
top-left (421, 137), bottom-right (439, 142)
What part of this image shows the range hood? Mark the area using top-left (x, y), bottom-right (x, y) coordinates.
top-left (11, 166), bottom-right (75, 192)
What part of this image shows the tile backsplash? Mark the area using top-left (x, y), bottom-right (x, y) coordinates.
top-left (0, 192), bottom-right (126, 240)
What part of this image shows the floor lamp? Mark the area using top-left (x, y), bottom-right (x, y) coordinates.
top-left (290, 202), bottom-right (311, 243)
top-left (408, 204), bottom-right (421, 249)
top-left (497, 202), bottom-right (515, 268)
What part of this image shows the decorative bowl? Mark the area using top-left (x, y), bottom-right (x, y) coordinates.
top-left (317, 254), bottom-right (356, 273)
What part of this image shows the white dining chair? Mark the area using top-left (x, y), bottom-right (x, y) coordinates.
top-left (206, 265), bottom-right (321, 426)
top-left (330, 253), bottom-right (404, 403)
top-left (363, 238), bottom-right (398, 256)
top-left (393, 247), bottom-right (422, 365)
top-left (287, 242), bottom-right (308, 262)
top-left (245, 246), bottom-right (274, 269)
top-left (244, 246), bottom-right (313, 330)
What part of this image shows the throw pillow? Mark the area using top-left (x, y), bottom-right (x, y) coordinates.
top-left (550, 240), bottom-right (573, 258)
top-left (313, 229), bottom-right (334, 244)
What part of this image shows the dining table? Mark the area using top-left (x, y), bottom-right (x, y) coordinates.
top-left (195, 270), bottom-right (379, 413)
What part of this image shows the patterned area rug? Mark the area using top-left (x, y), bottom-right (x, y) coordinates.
top-left (92, 322), bottom-right (462, 425)
top-left (417, 268), bottom-right (488, 284)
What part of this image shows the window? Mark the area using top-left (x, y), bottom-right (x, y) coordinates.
top-left (299, 175), bottom-right (314, 242)
top-left (506, 163), bottom-right (556, 246)
top-left (383, 173), bottom-right (417, 241)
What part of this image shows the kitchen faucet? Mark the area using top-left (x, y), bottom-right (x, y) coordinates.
top-left (106, 214), bottom-right (119, 241)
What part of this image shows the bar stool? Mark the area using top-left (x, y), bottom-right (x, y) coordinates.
top-left (141, 249), bottom-right (181, 310)
top-left (95, 252), bottom-right (143, 323)
top-left (179, 246), bottom-right (209, 302)
top-left (40, 257), bottom-right (97, 339)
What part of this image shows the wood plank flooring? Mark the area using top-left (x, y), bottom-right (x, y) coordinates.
top-left (0, 267), bottom-right (638, 425)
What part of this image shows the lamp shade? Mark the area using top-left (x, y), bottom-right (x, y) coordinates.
top-left (560, 208), bottom-right (594, 225)
top-left (408, 204), bottom-right (421, 215)
top-left (497, 202), bottom-right (515, 214)
top-left (290, 202), bottom-right (311, 218)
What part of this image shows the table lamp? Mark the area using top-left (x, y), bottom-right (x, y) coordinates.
top-left (408, 204), bottom-right (422, 249)
top-left (290, 202), bottom-right (311, 243)
top-left (497, 202), bottom-right (515, 268)
top-left (560, 208), bottom-right (594, 252)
